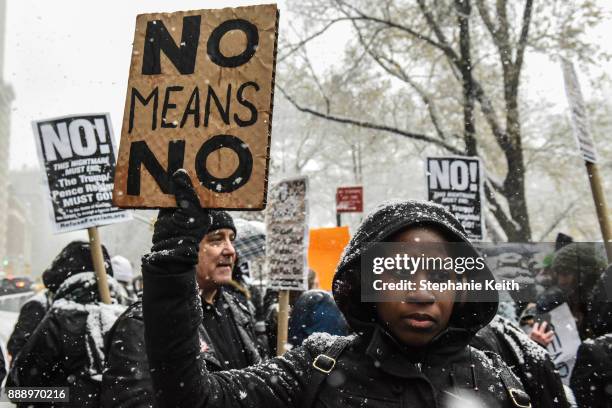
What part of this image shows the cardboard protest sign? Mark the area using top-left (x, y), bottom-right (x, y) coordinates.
top-left (308, 226), bottom-right (350, 291)
top-left (113, 4), bottom-right (279, 209)
top-left (336, 186), bottom-right (363, 213)
top-left (266, 177), bottom-right (308, 290)
top-left (426, 156), bottom-right (484, 240)
top-left (561, 59), bottom-right (598, 164)
top-left (32, 114), bottom-right (131, 233)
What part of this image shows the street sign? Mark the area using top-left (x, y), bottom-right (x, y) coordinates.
top-left (336, 186), bottom-right (363, 213)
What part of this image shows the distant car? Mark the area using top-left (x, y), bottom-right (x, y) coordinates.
top-left (0, 277), bottom-right (33, 295)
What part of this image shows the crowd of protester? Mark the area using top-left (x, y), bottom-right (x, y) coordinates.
top-left (0, 171), bottom-right (610, 407)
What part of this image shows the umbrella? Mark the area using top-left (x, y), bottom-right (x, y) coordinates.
top-left (233, 218), bottom-right (266, 261)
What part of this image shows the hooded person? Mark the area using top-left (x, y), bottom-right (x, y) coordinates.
top-left (101, 207), bottom-right (263, 408)
top-left (537, 242), bottom-right (607, 340)
top-left (288, 289), bottom-right (349, 348)
top-left (7, 241), bottom-right (115, 360)
top-left (472, 314), bottom-right (570, 408)
top-left (141, 170), bottom-right (531, 408)
top-left (570, 264), bottom-right (612, 408)
top-left (7, 241), bottom-right (126, 407)
top-left (111, 255), bottom-right (137, 303)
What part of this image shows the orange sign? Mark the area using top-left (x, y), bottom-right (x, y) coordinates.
top-left (307, 226), bottom-right (350, 291)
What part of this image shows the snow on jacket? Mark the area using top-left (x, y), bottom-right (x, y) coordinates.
top-left (8, 272), bottom-right (125, 407)
top-left (7, 290), bottom-right (52, 359)
top-left (143, 199), bottom-right (531, 407)
top-left (570, 333), bottom-right (612, 408)
top-left (472, 315), bottom-right (570, 408)
top-left (101, 291), bottom-right (262, 408)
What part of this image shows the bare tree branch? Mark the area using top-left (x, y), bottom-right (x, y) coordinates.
top-left (334, 0), bottom-right (458, 59)
top-left (278, 18), bottom-right (352, 63)
top-left (278, 85), bottom-right (464, 154)
top-left (346, 15), bottom-right (452, 142)
top-left (514, 0), bottom-right (534, 77)
top-left (537, 200), bottom-right (577, 241)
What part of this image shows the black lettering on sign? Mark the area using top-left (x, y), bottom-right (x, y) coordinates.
top-left (195, 135), bottom-right (252, 193)
top-left (204, 84), bottom-right (231, 127)
top-left (161, 86), bottom-right (184, 128)
top-left (129, 87), bottom-right (159, 133)
top-left (181, 87), bottom-right (200, 128)
top-left (127, 140), bottom-right (185, 195)
top-left (234, 81), bottom-right (259, 127)
top-left (207, 19), bottom-right (259, 68)
top-left (142, 15), bottom-right (201, 75)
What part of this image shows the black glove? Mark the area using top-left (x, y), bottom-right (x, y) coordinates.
top-left (143, 169), bottom-right (211, 273)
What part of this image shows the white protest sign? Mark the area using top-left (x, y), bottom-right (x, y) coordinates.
top-left (426, 156), bottom-right (484, 240)
top-left (265, 177), bottom-right (309, 290)
top-left (33, 113), bottom-right (132, 233)
top-left (524, 303), bottom-right (581, 386)
top-left (561, 58), bottom-right (598, 164)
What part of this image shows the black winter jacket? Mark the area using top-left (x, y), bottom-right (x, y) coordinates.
top-left (8, 272), bottom-right (125, 407)
top-left (0, 346), bottom-right (5, 385)
top-left (143, 200), bottom-right (532, 408)
top-left (7, 290), bottom-right (52, 359)
top-left (473, 315), bottom-right (570, 408)
top-left (570, 334), bottom-right (612, 408)
top-left (101, 291), bottom-right (262, 408)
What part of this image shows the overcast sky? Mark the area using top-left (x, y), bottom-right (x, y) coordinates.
top-left (4, 1), bottom-right (611, 170)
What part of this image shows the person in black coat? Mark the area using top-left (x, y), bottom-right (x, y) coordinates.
top-left (570, 334), bottom-right (612, 408)
top-left (7, 290), bottom-right (52, 361)
top-left (570, 265), bottom-right (612, 408)
top-left (0, 347), bottom-right (5, 385)
top-left (288, 289), bottom-right (349, 347)
top-left (8, 242), bottom-right (125, 408)
top-left (141, 170), bottom-right (533, 408)
top-left (7, 241), bottom-right (115, 361)
top-left (472, 314), bottom-right (570, 407)
top-left (102, 209), bottom-right (262, 407)
top-left (101, 301), bottom-right (153, 408)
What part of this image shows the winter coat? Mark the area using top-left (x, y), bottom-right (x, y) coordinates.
top-left (0, 346), bottom-right (5, 385)
top-left (7, 290), bottom-right (52, 359)
top-left (8, 272), bottom-right (125, 407)
top-left (570, 334), bottom-right (612, 408)
top-left (472, 315), bottom-right (570, 408)
top-left (288, 290), bottom-right (349, 347)
top-left (101, 301), bottom-right (154, 408)
top-left (143, 200), bottom-right (532, 408)
top-left (101, 290), bottom-right (262, 408)
top-left (582, 265), bottom-right (612, 338)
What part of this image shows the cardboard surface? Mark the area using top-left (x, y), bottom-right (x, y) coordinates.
top-left (266, 177), bottom-right (309, 291)
top-left (113, 4), bottom-right (279, 209)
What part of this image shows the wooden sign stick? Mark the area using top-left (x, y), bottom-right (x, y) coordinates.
top-left (88, 226), bottom-right (112, 304)
top-left (276, 290), bottom-right (290, 356)
top-left (585, 162), bottom-right (612, 262)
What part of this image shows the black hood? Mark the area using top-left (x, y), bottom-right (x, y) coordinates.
top-left (43, 241), bottom-right (113, 293)
top-left (332, 199), bottom-right (498, 339)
